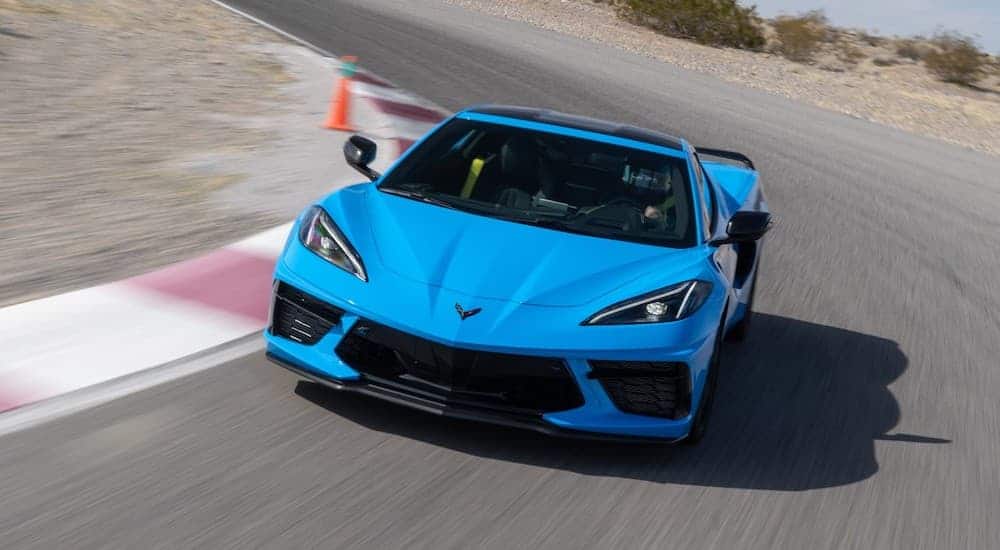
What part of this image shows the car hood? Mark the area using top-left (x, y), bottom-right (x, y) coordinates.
top-left (358, 189), bottom-right (702, 307)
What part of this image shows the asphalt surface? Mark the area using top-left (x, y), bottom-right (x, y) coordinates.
top-left (2, 0), bottom-right (1000, 548)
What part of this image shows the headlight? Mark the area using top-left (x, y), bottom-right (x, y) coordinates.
top-left (298, 206), bottom-right (367, 282)
top-left (582, 280), bottom-right (712, 325)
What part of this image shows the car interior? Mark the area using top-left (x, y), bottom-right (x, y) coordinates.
top-left (383, 120), bottom-right (694, 243)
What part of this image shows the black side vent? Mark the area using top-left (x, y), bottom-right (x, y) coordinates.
top-left (270, 283), bottom-right (344, 345)
top-left (588, 361), bottom-right (691, 419)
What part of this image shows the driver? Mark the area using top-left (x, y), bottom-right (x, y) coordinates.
top-left (621, 165), bottom-right (674, 228)
top-left (644, 204), bottom-right (666, 222)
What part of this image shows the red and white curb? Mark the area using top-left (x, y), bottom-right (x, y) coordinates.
top-left (349, 72), bottom-right (448, 157)
top-left (0, 225), bottom-right (288, 413)
top-left (0, 69), bottom-right (445, 416)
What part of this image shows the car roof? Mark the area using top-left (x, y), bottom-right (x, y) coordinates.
top-left (461, 105), bottom-right (686, 152)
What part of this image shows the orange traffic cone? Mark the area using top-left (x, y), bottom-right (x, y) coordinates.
top-left (324, 56), bottom-right (358, 131)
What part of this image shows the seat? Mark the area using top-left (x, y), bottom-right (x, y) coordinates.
top-left (463, 136), bottom-right (554, 203)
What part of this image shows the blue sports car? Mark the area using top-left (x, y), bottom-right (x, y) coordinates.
top-left (265, 105), bottom-right (772, 443)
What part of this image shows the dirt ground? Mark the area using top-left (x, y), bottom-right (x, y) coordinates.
top-left (447, 0), bottom-right (1000, 156)
top-left (0, 0), bottom-right (310, 306)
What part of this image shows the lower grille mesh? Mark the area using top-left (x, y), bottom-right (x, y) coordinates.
top-left (270, 283), bottom-right (344, 345)
top-left (335, 320), bottom-right (584, 414)
top-left (590, 361), bottom-right (690, 419)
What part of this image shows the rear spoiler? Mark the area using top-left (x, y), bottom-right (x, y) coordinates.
top-left (695, 148), bottom-right (755, 170)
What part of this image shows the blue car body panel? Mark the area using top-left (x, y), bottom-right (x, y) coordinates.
top-left (265, 107), bottom-right (768, 441)
top-left (704, 162), bottom-right (759, 212)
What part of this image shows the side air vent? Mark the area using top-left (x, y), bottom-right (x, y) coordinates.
top-left (588, 361), bottom-right (691, 419)
top-left (270, 283), bottom-right (344, 345)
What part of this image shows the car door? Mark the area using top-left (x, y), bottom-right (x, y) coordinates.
top-left (692, 153), bottom-right (739, 314)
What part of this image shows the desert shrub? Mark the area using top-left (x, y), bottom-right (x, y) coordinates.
top-left (836, 42), bottom-right (866, 66)
top-left (924, 32), bottom-right (985, 85)
top-left (616, 0), bottom-right (766, 49)
top-left (895, 38), bottom-right (927, 61)
top-left (772, 10), bottom-right (829, 62)
top-left (872, 56), bottom-right (898, 67)
top-left (857, 30), bottom-right (885, 47)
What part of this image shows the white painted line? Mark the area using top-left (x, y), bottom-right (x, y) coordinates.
top-left (0, 335), bottom-right (264, 437)
top-left (208, 0), bottom-right (448, 113)
top-left (208, 0), bottom-right (337, 58)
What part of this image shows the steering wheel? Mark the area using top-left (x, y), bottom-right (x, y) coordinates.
top-left (578, 201), bottom-right (645, 232)
top-left (602, 197), bottom-right (641, 208)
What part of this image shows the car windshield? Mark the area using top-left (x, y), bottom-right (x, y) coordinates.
top-left (378, 118), bottom-right (696, 248)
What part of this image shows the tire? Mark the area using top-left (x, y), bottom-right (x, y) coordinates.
top-left (726, 261), bottom-right (759, 343)
top-left (684, 319), bottom-right (724, 445)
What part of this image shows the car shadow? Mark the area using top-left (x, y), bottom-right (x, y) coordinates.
top-left (294, 313), bottom-right (948, 490)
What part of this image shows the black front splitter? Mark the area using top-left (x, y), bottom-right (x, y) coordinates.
top-left (266, 352), bottom-right (680, 445)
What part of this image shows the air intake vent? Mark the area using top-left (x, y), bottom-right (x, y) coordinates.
top-left (588, 361), bottom-right (690, 419)
top-left (335, 320), bottom-right (584, 414)
top-left (270, 283), bottom-right (344, 345)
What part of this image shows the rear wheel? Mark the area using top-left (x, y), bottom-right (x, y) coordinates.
top-left (684, 320), bottom-right (723, 445)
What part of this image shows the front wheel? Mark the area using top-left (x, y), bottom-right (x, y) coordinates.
top-left (684, 323), bottom-right (723, 445)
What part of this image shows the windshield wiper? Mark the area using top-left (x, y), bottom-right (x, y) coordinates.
top-left (511, 215), bottom-right (678, 247)
top-left (509, 216), bottom-right (599, 237)
top-left (380, 187), bottom-right (457, 210)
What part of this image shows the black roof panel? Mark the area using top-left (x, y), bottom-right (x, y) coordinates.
top-left (464, 105), bottom-right (684, 151)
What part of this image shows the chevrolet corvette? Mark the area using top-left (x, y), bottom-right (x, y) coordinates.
top-left (265, 105), bottom-right (772, 443)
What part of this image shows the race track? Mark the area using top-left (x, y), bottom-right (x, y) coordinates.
top-left (2, 0), bottom-right (999, 547)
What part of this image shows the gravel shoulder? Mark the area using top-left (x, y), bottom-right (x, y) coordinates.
top-left (0, 0), bottom-right (353, 307)
top-left (446, 0), bottom-right (1000, 156)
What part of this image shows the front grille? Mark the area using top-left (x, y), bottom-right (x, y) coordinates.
top-left (589, 361), bottom-right (690, 419)
top-left (335, 320), bottom-right (583, 414)
top-left (270, 283), bottom-right (344, 345)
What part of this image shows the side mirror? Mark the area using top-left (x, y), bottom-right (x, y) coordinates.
top-left (343, 135), bottom-right (380, 181)
top-left (710, 211), bottom-right (773, 246)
